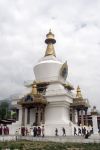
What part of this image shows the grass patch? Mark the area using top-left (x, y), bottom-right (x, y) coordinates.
top-left (0, 140), bottom-right (100, 150)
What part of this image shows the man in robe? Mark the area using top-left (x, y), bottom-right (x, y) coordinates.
top-left (0, 124), bottom-right (2, 135)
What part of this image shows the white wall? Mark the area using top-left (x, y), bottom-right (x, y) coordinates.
top-left (30, 108), bottom-right (35, 126)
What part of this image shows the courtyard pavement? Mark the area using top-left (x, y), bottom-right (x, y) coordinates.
top-left (0, 135), bottom-right (100, 143)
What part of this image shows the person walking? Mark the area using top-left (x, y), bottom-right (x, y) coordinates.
top-left (0, 125), bottom-right (2, 135)
top-left (21, 126), bottom-right (25, 136)
top-left (78, 127), bottom-right (81, 136)
top-left (62, 127), bottom-right (66, 136)
top-left (6, 126), bottom-right (9, 135)
top-left (41, 126), bottom-right (44, 137)
top-left (37, 127), bottom-right (41, 136)
top-left (84, 127), bottom-right (86, 136)
top-left (25, 127), bottom-right (28, 136)
top-left (55, 128), bottom-right (58, 136)
top-left (33, 127), bottom-right (37, 137)
top-left (74, 127), bottom-right (77, 136)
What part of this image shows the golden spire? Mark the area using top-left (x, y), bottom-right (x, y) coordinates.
top-left (45, 29), bottom-right (56, 57)
top-left (76, 86), bottom-right (83, 98)
top-left (32, 84), bottom-right (37, 95)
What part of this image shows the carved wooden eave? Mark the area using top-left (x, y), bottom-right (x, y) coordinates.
top-left (71, 97), bottom-right (90, 109)
top-left (63, 82), bottom-right (74, 90)
top-left (91, 106), bottom-right (98, 115)
top-left (91, 111), bottom-right (98, 115)
top-left (17, 93), bottom-right (47, 108)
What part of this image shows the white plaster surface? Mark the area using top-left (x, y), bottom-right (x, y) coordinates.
top-left (92, 115), bottom-right (99, 135)
top-left (34, 56), bottom-right (63, 82)
top-left (10, 53), bottom-right (76, 136)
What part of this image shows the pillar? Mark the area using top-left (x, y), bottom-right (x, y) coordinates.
top-left (91, 107), bottom-right (98, 135)
top-left (72, 108), bottom-right (75, 123)
top-left (74, 109), bottom-right (78, 124)
top-left (81, 109), bottom-right (84, 126)
top-left (37, 107), bottom-right (41, 126)
top-left (77, 109), bottom-right (80, 125)
top-left (92, 115), bottom-right (98, 134)
top-left (27, 108), bottom-right (30, 124)
top-left (21, 107), bottom-right (25, 126)
top-left (42, 107), bottom-right (45, 124)
top-left (85, 109), bottom-right (88, 126)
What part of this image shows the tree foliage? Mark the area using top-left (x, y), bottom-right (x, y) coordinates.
top-left (0, 101), bottom-right (11, 120)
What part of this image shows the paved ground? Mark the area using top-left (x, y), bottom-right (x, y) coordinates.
top-left (0, 135), bottom-right (100, 143)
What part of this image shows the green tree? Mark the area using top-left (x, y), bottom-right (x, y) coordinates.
top-left (0, 101), bottom-right (11, 120)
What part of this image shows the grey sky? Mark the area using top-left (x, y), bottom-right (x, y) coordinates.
top-left (0, 0), bottom-right (100, 110)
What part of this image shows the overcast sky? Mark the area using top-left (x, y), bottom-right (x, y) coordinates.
top-left (0, 0), bottom-right (100, 110)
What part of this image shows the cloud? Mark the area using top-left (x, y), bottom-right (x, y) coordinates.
top-left (0, 0), bottom-right (100, 110)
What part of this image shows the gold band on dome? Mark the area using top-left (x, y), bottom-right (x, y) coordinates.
top-left (45, 43), bottom-right (56, 56)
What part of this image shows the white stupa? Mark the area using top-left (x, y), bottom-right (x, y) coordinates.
top-left (34, 30), bottom-right (73, 135)
top-left (10, 30), bottom-right (76, 136)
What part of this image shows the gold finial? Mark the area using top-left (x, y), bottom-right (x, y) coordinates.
top-left (76, 86), bottom-right (83, 98)
top-left (45, 30), bottom-right (56, 57)
top-left (49, 29), bottom-right (51, 32)
top-left (32, 84), bottom-right (37, 95)
top-left (46, 29), bottom-right (54, 39)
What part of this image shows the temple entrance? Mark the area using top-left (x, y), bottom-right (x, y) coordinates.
top-left (20, 104), bottom-right (45, 127)
top-left (17, 84), bottom-right (47, 130)
top-left (33, 107), bottom-right (45, 126)
top-left (33, 112), bottom-right (38, 126)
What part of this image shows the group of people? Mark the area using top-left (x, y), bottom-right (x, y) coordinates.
top-left (74, 127), bottom-right (92, 138)
top-left (55, 126), bottom-right (92, 139)
top-left (33, 126), bottom-right (44, 137)
top-left (0, 124), bottom-right (9, 135)
top-left (21, 127), bottom-right (29, 136)
top-left (20, 126), bottom-right (45, 137)
top-left (55, 127), bottom-right (66, 136)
